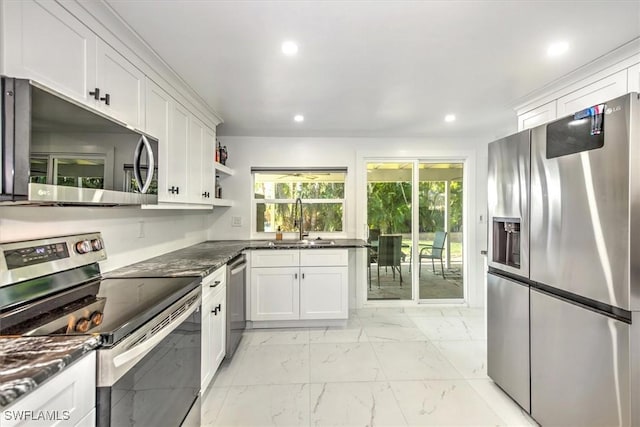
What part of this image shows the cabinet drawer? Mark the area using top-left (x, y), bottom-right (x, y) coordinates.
top-left (300, 249), bottom-right (348, 267)
top-left (202, 265), bottom-right (226, 298)
top-left (251, 250), bottom-right (299, 267)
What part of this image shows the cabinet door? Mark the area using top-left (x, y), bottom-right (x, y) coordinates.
top-left (3, 0), bottom-right (97, 105)
top-left (96, 40), bottom-right (145, 128)
top-left (299, 266), bottom-right (348, 320)
top-left (201, 291), bottom-right (214, 391)
top-left (251, 267), bottom-right (299, 321)
top-left (166, 102), bottom-right (190, 202)
top-left (517, 100), bottom-right (557, 131)
top-left (201, 285), bottom-right (226, 391)
top-left (188, 116), bottom-right (207, 204)
top-left (556, 69), bottom-right (628, 117)
top-left (202, 127), bottom-right (216, 202)
top-left (145, 79), bottom-right (174, 202)
top-left (628, 63), bottom-right (640, 93)
top-left (3, 352), bottom-right (96, 427)
top-left (211, 286), bottom-right (227, 374)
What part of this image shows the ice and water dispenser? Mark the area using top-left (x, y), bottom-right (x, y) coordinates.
top-left (492, 218), bottom-right (521, 268)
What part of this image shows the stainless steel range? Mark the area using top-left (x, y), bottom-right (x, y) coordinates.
top-left (0, 233), bottom-right (202, 427)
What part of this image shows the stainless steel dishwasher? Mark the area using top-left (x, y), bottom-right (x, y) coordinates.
top-left (226, 254), bottom-right (247, 357)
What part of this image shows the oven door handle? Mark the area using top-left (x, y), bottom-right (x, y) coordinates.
top-left (113, 300), bottom-right (199, 368)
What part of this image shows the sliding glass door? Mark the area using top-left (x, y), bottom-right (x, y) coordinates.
top-left (366, 162), bottom-right (413, 301)
top-left (366, 160), bottom-right (464, 302)
top-left (417, 163), bottom-right (464, 300)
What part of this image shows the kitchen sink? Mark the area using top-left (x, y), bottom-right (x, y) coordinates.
top-left (265, 239), bottom-right (336, 247)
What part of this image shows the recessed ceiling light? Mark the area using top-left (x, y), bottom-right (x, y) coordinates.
top-left (444, 114), bottom-right (456, 123)
top-left (294, 114), bottom-right (304, 122)
top-left (281, 41), bottom-right (298, 56)
top-left (547, 41), bottom-right (569, 57)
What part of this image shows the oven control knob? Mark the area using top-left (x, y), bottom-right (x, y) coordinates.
top-left (91, 239), bottom-right (103, 251)
top-left (75, 240), bottom-right (92, 254)
top-left (90, 311), bottom-right (103, 326)
top-left (75, 318), bottom-right (91, 333)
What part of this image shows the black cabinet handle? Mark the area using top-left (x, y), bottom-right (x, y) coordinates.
top-left (169, 186), bottom-right (180, 194)
top-left (100, 93), bottom-right (110, 105)
top-left (209, 280), bottom-right (221, 288)
top-left (89, 88), bottom-right (100, 100)
top-left (212, 304), bottom-right (222, 315)
top-left (202, 191), bottom-right (210, 198)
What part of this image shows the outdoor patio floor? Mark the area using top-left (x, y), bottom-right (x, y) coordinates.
top-left (368, 262), bottom-right (463, 300)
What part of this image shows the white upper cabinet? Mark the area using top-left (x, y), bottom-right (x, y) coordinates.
top-left (2, 0), bottom-right (226, 208)
top-left (147, 79), bottom-right (186, 203)
top-left (168, 101), bottom-right (191, 203)
top-left (556, 70), bottom-right (628, 117)
top-left (517, 101), bottom-right (557, 131)
top-left (202, 127), bottom-right (216, 202)
top-left (628, 63), bottom-right (640, 93)
top-left (188, 116), bottom-right (206, 204)
top-left (2, 0), bottom-right (145, 128)
top-left (3, 0), bottom-right (97, 105)
top-left (96, 40), bottom-right (145, 128)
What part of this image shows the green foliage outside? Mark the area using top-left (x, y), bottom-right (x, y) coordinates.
top-left (367, 180), bottom-right (463, 234)
top-left (255, 180), bottom-right (345, 232)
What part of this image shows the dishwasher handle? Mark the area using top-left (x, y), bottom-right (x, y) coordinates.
top-left (228, 255), bottom-right (246, 275)
top-left (230, 263), bottom-right (246, 276)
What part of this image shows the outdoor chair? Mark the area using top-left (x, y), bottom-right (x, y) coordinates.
top-left (368, 229), bottom-right (381, 289)
top-left (419, 231), bottom-right (448, 278)
top-left (377, 234), bottom-right (403, 286)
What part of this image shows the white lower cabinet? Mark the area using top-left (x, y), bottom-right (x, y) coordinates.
top-left (250, 249), bottom-right (349, 322)
top-left (201, 267), bottom-right (226, 392)
top-left (251, 267), bottom-right (300, 321)
top-left (2, 352), bottom-right (96, 427)
top-left (299, 266), bottom-right (348, 320)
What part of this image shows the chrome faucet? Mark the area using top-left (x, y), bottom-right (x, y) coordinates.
top-left (294, 197), bottom-right (308, 240)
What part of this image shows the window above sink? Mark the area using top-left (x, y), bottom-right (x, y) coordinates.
top-left (251, 167), bottom-right (347, 239)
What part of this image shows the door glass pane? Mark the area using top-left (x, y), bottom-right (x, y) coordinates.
top-left (418, 163), bottom-right (464, 300)
top-left (366, 162), bottom-right (413, 301)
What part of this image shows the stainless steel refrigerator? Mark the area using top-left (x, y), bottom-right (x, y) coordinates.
top-left (487, 130), bottom-right (532, 413)
top-left (488, 92), bottom-right (640, 426)
top-left (528, 92), bottom-right (639, 426)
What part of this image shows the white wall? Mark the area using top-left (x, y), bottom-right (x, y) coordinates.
top-left (208, 136), bottom-right (489, 307)
top-left (0, 207), bottom-right (214, 273)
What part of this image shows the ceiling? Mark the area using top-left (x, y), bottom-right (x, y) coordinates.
top-left (106, 1), bottom-right (640, 139)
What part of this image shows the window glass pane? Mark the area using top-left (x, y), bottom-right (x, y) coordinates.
top-left (254, 172), bottom-right (345, 199)
top-left (254, 170), bottom-right (346, 234)
top-left (54, 158), bottom-right (105, 189)
top-left (29, 158), bottom-right (48, 184)
top-left (256, 203), bottom-right (343, 232)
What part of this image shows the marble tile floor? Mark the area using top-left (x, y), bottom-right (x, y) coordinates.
top-left (201, 306), bottom-right (537, 427)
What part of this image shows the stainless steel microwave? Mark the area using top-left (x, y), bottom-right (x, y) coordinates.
top-left (1, 77), bottom-right (158, 205)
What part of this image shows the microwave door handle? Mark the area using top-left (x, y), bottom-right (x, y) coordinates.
top-left (133, 134), bottom-right (155, 194)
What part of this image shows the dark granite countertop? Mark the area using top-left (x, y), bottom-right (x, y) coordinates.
top-left (106, 239), bottom-right (369, 278)
top-left (0, 335), bottom-right (101, 407)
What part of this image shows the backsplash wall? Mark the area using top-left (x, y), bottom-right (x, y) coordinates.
top-left (0, 207), bottom-right (214, 272)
